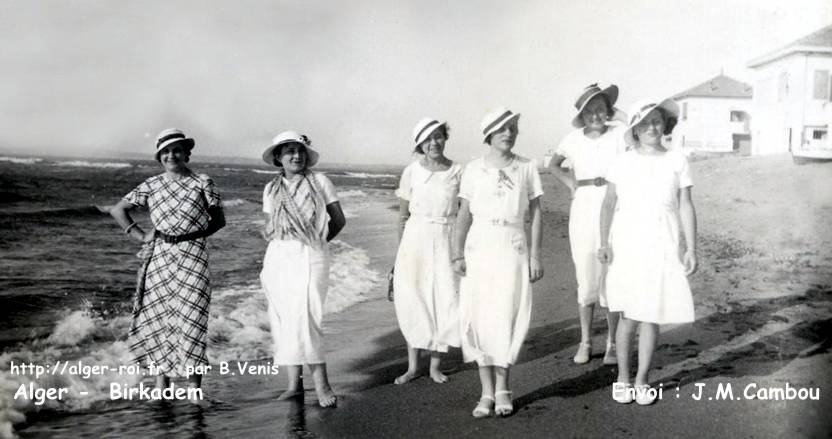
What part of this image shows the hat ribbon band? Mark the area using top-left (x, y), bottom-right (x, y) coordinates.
top-left (483, 111), bottom-right (514, 135)
top-left (156, 133), bottom-right (186, 148)
top-left (575, 86), bottom-right (603, 110)
top-left (415, 120), bottom-right (440, 143)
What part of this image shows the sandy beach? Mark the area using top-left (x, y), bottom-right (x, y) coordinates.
top-left (241, 154), bottom-right (831, 439)
top-left (10, 154), bottom-right (831, 438)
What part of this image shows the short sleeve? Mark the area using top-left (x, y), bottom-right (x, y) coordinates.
top-left (611, 125), bottom-right (628, 154)
top-left (527, 160), bottom-right (544, 200)
top-left (458, 163), bottom-right (475, 200)
top-left (554, 132), bottom-right (576, 168)
top-left (123, 179), bottom-right (151, 208)
top-left (199, 174), bottom-right (222, 207)
top-left (262, 181), bottom-right (274, 213)
top-left (316, 173), bottom-right (339, 205)
top-left (678, 155), bottom-right (693, 188)
top-left (394, 163), bottom-right (413, 200)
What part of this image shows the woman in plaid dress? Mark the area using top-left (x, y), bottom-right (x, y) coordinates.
top-left (259, 131), bottom-right (346, 408)
top-left (110, 128), bottom-right (226, 396)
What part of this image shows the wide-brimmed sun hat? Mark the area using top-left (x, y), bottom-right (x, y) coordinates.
top-left (480, 106), bottom-right (521, 143)
top-left (154, 128), bottom-right (195, 161)
top-left (412, 117), bottom-right (448, 146)
top-left (622, 98), bottom-right (680, 146)
top-left (571, 83), bottom-right (619, 128)
top-left (262, 130), bottom-right (320, 168)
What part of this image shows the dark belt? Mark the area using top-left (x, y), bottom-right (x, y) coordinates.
top-left (576, 177), bottom-right (607, 187)
top-left (157, 230), bottom-right (203, 244)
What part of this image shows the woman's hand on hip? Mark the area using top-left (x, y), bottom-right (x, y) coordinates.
top-left (141, 229), bottom-right (156, 244)
top-left (529, 257), bottom-right (544, 283)
top-left (597, 246), bottom-right (613, 264)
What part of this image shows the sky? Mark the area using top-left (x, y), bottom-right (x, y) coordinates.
top-left (0, 0), bottom-right (830, 165)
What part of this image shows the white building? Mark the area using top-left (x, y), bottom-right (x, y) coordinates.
top-left (747, 24), bottom-right (832, 156)
top-left (670, 75), bottom-right (753, 155)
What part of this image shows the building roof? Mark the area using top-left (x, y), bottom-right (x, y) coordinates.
top-left (748, 24), bottom-right (832, 68)
top-left (672, 74), bottom-right (753, 100)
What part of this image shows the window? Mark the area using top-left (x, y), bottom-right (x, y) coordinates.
top-left (813, 70), bottom-right (829, 100)
top-left (813, 129), bottom-right (827, 140)
top-left (730, 111), bottom-right (743, 122)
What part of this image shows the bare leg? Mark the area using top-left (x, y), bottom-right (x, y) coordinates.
top-left (187, 373), bottom-right (208, 405)
top-left (429, 352), bottom-right (448, 383)
top-left (394, 345), bottom-right (420, 385)
top-left (604, 311), bottom-right (622, 365)
top-left (574, 303), bottom-right (594, 363)
top-left (472, 366), bottom-right (495, 417)
top-left (155, 375), bottom-right (170, 390)
top-left (616, 317), bottom-right (637, 384)
top-left (634, 322), bottom-right (659, 386)
top-left (309, 363), bottom-right (336, 408)
top-left (494, 366), bottom-right (513, 416)
top-left (277, 365), bottom-right (303, 400)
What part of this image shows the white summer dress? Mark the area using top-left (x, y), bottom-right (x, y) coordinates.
top-left (458, 155), bottom-right (543, 367)
top-left (393, 161), bottom-right (463, 352)
top-left (604, 149), bottom-right (695, 324)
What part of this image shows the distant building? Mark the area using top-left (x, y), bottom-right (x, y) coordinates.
top-left (670, 74), bottom-right (753, 155)
top-left (747, 24), bottom-right (832, 156)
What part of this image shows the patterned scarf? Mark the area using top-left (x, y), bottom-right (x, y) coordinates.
top-left (264, 169), bottom-right (324, 246)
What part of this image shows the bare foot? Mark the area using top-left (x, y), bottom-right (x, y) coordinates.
top-left (277, 389), bottom-right (304, 401)
top-left (394, 370), bottom-right (419, 385)
top-left (316, 386), bottom-right (337, 408)
top-left (429, 369), bottom-right (449, 384)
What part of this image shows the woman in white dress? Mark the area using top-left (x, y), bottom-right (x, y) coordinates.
top-left (550, 84), bottom-right (626, 365)
top-left (453, 107), bottom-right (544, 418)
top-left (598, 98), bottom-right (698, 405)
top-left (393, 117), bottom-right (462, 385)
top-left (259, 131), bottom-right (346, 408)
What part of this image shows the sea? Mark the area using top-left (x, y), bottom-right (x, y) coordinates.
top-left (0, 155), bottom-right (403, 437)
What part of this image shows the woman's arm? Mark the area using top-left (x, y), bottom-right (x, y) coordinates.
top-left (397, 199), bottom-right (410, 242)
top-left (679, 186), bottom-right (698, 275)
top-left (452, 199), bottom-right (473, 276)
top-left (204, 206), bottom-right (226, 237)
top-left (528, 196), bottom-right (544, 282)
top-left (597, 183), bottom-right (618, 264)
top-left (110, 199), bottom-right (155, 243)
top-left (548, 154), bottom-right (577, 198)
top-left (325, 201), bottom-right (346, 241)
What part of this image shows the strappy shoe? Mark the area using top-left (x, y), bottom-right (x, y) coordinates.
top-left (603, 341), bottom-right (617, 366)
top-left (573, 342), bottom-right (591, 364)
top-left (472, 395), bottom-right (494, 418)
top-left (494, 390), bottom-right (513, 417)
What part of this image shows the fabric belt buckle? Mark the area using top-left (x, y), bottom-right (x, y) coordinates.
top-left (592, 177), bottom-right (606, 187)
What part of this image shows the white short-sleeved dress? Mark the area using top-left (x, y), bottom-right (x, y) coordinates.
top-left (458, 156), bottom-right (544, 367)
top-left (393, 161), bottom-right (463, 352)
top-left (605, 150), bottom-right (694, 324)
top-left (555, 125), bottom-right (626, 306)
top-left (260, 171), bottom-right (339, 365)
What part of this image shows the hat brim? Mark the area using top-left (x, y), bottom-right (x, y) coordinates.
top-left (623, 99), bottom-right (679, 146)
top-left (483, 113), bottom-right (521, 143)
top-left (571, 85), bottom-right (620, 128)
top-left (415, 121), bottom-right (448, 146)
top-left (155, 138), bottom-right (194, 161)
top-left (262, 140), bottom-right (320, 168)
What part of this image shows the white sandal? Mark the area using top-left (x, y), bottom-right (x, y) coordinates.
top-left (573, 342), bottom-right (591, 364)
top-left (495, 390), bottom-right (513, 417)
top-left (472, 395), bottom-right (494, 418)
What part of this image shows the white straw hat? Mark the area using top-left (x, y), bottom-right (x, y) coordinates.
top-left (412, 117), bottom-right (448, 146)
top-left (480, 106), bottom-right (520, 143)
top-left (262, 130), bottom-right (320, 168)
top-left (622, 98), bottom-right (680, 146)
top-left (154, 128), bottom-right (195, 161)
top-left (571, 83), bottom-right (619, 128)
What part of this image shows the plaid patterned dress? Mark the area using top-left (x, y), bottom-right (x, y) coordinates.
top-left (124, 171), bottom-right (221, 377)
